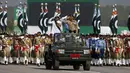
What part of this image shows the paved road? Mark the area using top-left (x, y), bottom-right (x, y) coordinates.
top-left (0, 65), bottom-right (130, 73)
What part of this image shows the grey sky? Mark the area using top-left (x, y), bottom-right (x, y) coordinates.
top-left (0, 0), bottom-right (130, 6)
top-left (99, 0), bottom-right (130, 6)
top-left (0, 0), bottom-right (27, 6)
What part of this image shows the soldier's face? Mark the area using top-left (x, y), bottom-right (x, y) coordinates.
top-left (69, 16), bottom-right (73, 21)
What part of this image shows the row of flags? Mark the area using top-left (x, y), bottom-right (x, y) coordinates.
top-left (0, 1), bottom-right (7, 33)
top-left (38, 3), bottom-right (61, 34)
top-left (16, 2), bottom-right (28, 34)
top-left (38, 3), bottom-right (80, 34)
top-left (92, 4), bottom-right (119, 35)
top-left (92, 4), bottom-right (101, 34)
top-left (0, 2), bottom-right (129, 35)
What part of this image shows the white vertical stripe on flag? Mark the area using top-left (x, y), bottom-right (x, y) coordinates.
top-left (0, 12), bottom-right (4, 27)
top-left (2, 11), bottom-right (7, 26)
top-left (114, 6), bottom-right (118, 29)
top-left (97, 7), bottom-right (101, 30)
top-left (20, 18), bottom-right (24, 27)
top-left (92, 5), bottom-right (97, 27)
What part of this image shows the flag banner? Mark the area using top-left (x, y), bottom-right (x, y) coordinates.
top-left (23, 3), bottom-right (28, 34)
top-left (109, 4), bottom-right (118, 35)
top-left (113, 4), bottom-right (118, 34)
top-left (127, 14), bottom-right (130, 31)
top-left (73, 4), bottom-right (80, 33)
top-left (13, 8), bottom-right (21, 34)
top-left (17, 2), bottom-right (24, 34)
top-left (0, 2), bottom-right (4, 33)
top-left (38, 3), bottom-right (44, 33)
top-left (2, 1), bottom-right (7, 32)
top-left (92, 4), bottom-right (97, 34)
top-left (28, 2), bottom-right (94, 27)
top-left (43, 3), bottom-right (49, 34)
top-left (96, 5), bottom-right (101, 34)
top-left (0, 1), bottom-right (8, 33)
top-left (109, 5), bottom-right (115, 35)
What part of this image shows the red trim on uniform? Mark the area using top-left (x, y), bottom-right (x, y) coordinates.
top-left (115, 47), bottom-right (119, 53)
top-left (14, 45), bottom-right (19, 51)
top-left (34, 45), bottom-right (39, 53)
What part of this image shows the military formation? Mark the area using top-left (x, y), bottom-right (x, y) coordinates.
top-left (0, 33), bottom-right (53, 66)
top-left (86, 34), bottom-right (130, 66)
top-left (0, 32), bottom-right (130, 67)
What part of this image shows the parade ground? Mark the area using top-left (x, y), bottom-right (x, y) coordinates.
top-left (0, 65), bottom-right (130, 73)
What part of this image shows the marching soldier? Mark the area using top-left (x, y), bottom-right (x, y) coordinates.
top-left (114, 36), bottom-right (122, 66)
top-left (97, 36), bottom-right (106, 66)
top-left (20, 35), bottom-right (30, 65)
top-left (119, 37), bottom-right (125, 66)
top-left (39, 35), bottom-right (46, 64)
top-left (6, 36), bottom-right (13, 64)
top-left (34, 33), bottom-right (41, 66)
top-left (13, 37), bottom-right (20, 64)
top-left (124, 37), bottom-right (130, 66)
top-left (109, 37), bottom-right (115, 66)
top-left (1, 36), bottom-right (11, 65)
top-left (89, 35), bottom-right (99, 66)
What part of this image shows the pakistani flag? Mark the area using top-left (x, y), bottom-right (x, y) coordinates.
top-left (23, 3), bottom-right (28, 34)
top-left (113, 4), bottom-right (118, 34)
top-left (73, 4), bottom-right (80, 33)
top-left (43, 3), bottom-right (49, 34)
top-left (2, 1), bottom-right (7, 33)
top-left (96, 5), bottom-right (101, 34)
top-left (17, 2), bottom-right (24, 34)
top-left (0, 2), bottom-right (4, 33)
top-left (109, 5), bottom-right (115, 35)
top-left (38, 3), bottom-right (44, 33)
top-left (92, 4), bottom-right (97, 34)
top-left (127, 13), bottom-right (130, 31)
